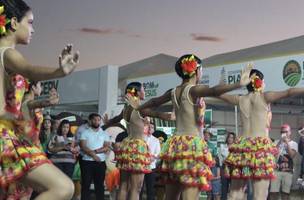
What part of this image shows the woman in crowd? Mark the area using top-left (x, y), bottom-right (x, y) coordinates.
top-left (219, 132), bottom-right (236, 200)
top-left (48, 120), bottom-right (79, 178)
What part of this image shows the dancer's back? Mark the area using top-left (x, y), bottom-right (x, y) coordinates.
top-left (123, 105), bottom-right (145, 139)
top-left (239, 92), bottom-right (270, 137)
top-left (172, 84), bottom-right (202, 136)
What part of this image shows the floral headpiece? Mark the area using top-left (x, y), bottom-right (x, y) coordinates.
top-left (251, 74), bottom-right (263, 92)
top-left (180, 55), bottom-right (201, 77)
top-left (127, 88), bottom-right (138, 99)
top-left (0, 6), bottom-right (10, 35)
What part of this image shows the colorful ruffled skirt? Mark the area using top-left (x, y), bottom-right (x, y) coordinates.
top-left (0, 120), bottom-right (51, 199)
top-left (115, 138), bottom-right (151, 173)
top-left (224, 136), bottom-right (278, 179)
top-left (158, 135), bottom-right (214, 191)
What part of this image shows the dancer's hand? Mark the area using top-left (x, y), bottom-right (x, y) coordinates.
top-left (162, 112), bottom-right (175, 121)
top-left (101, 113), bottom-right (109, 125)
top-left (239, 63), bottom-right (253, 86)
top-left (47, 88), bottom-right (59, 105)
top-left (59, 44), bottom-right (80, 75)
top-left (125, 94), bottom-right (140, 110)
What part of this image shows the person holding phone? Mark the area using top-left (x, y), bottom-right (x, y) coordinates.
top-left (269, 124), bottom-right (298, 200)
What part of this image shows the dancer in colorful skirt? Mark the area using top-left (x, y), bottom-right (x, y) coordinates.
top-left (4, 82), bottom-right (59, 199)
top-left (103, 82), bottom-right (172, 200)
top-left (0, 1), bottom-right (79, 199)
top-left (217, 67), bottom-right (304, 199)
top-left (126, 54), bottom-right (251, 200)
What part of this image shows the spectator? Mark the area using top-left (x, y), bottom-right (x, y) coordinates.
top-left (79, 113), bottom-right (111, 200)
top-left (298, 127), bottom-right (304, 179)
top-left (204, 129), bottom-right (221, 200)
top-left (270, 124), bottom-right (298, 200)
top-left (48, 120), bottom-right (78, 178)
top-left (219, 132), bottom-right (236, 200)
top-left (39, 115), bottom-right (54, 153)
top-left (140, 118), bottom-right (161, 200)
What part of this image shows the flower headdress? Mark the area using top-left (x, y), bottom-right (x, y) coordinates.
top-left (0, 6), bottom-right (10, 35)
top-left (126, 88), bottom-right (138, 99)
top-left (251, 74), bottom-right (263, 92)
top-left (180, 55), bottom-right (201, 77)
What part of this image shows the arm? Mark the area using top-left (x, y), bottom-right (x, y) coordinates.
top-left (101, 111), bottom-right (123, 130)
top-left (286, 143), bottom-right (297, 159)
top-left (140, 109), bottom-right (174, 121)
top-left (47, 136), bottom-right (66, 153)
top-left (264, 88), bottom-right (304, 103)
top-left (80, 140), bottom-right (101, 162)
top-left (191, 63), bottom-right (252, 98)
top-left (4, 45), bottom-right (79, 81)
top-left (218, 94), bottom-right (240, 105)
top-left (27, 88), bottom-right (59, 110)
top-left (126, 89), bottom-right (172, 111)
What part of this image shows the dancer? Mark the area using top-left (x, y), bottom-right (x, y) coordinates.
top-left (217, 67), bottom-right (304, 200)
top-left (0, 1), bottom-right (79, 199)
top-left (126, 54), bottom-right (251, 200)
top-left (103, 81), bottom-right (172, 200)
top-left (6, 82), bottom-right (59, 199)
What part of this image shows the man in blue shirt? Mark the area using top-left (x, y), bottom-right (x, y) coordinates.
top-left (80, 113), bottom-right (110, 200)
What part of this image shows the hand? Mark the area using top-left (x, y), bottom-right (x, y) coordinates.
top-left (162, 112), bottom-right (175, 121)
top-left (125, 94), bottom-right (140, 109)
top-left (239, 63), bottom-right (253, 86)
top-left (93, 155), bottom-right (101, 162)
top-left (101, 113), bottom-right (109, 125)
top-left (47, 88), bottom-right (59, 105)
top-left (59, 44), bottom-right (80, 75)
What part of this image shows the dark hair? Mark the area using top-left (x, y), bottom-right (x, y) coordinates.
top-left (115, 131), bottom-right (128, 143)
top-left (125, 82), bottom-right (142, 97)
top-left (57, 119), bottom-right (73, 137)
top-left (246, 69), bottom-right (264, 92)
top-left (225, 131), bottom-right (236, 144)
top-left (152, 130), bottom-right (168, 142)
top-left (0, 0), bottom-right (31, 31)
top-left (175, 54), bottom-right (202, 80)
top-left (88, 113), bottom-right (101, 120)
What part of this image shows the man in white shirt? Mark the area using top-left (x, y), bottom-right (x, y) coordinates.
top-left (79, 113), bottom-right (110, 200)
top-left (141, 118), bottom-right (161, 200)
top-left (270, 124), bottom-right (298, 200)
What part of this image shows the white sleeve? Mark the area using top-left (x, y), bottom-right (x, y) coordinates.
top-left (290, 141), bottom-right (298, 152)
top-left (154, 139), bottom-right (161, 157)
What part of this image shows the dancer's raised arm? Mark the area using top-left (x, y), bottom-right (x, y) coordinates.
top-left (5, 44), bottom-right (79, 81)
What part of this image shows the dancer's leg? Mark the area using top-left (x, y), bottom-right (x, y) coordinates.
top-left (22, 163), bottom-right (74, 200)
top-left (252, 179), bottom-right (270, 200)
top-left (165, 183), bottom-right (182, 200)
top-left (228, 180), bottom-right (246, 200)
top-left (181, 186), bottom-right (200, 200)
top-left (129, 173), bottom-right (144, 200)
top-left (117, 171), bottom-right (129, 200)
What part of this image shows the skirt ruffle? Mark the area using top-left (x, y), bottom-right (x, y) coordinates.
top-left (158, 135), bottom-right (214, 191)
top-left (224, 136), bottom-right (278, 179)
top-left (115, 138), bottom-right (151, 173)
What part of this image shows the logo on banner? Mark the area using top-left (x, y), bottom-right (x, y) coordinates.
top-left (283, 60), bottom-right (301, 87)
top-left (227, 69), bottom-right (241, 84)
top-left (143, 81), bottom-right (159, 98)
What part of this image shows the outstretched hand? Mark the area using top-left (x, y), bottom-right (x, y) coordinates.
top-left (239, 63), bottom-right (253, 86)
top-left (101, 113), bottom-right (109, 125)
top-left (59, 44), bottom-right (80, 75)
top-left (125, 94), bottom-right (140, 110)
